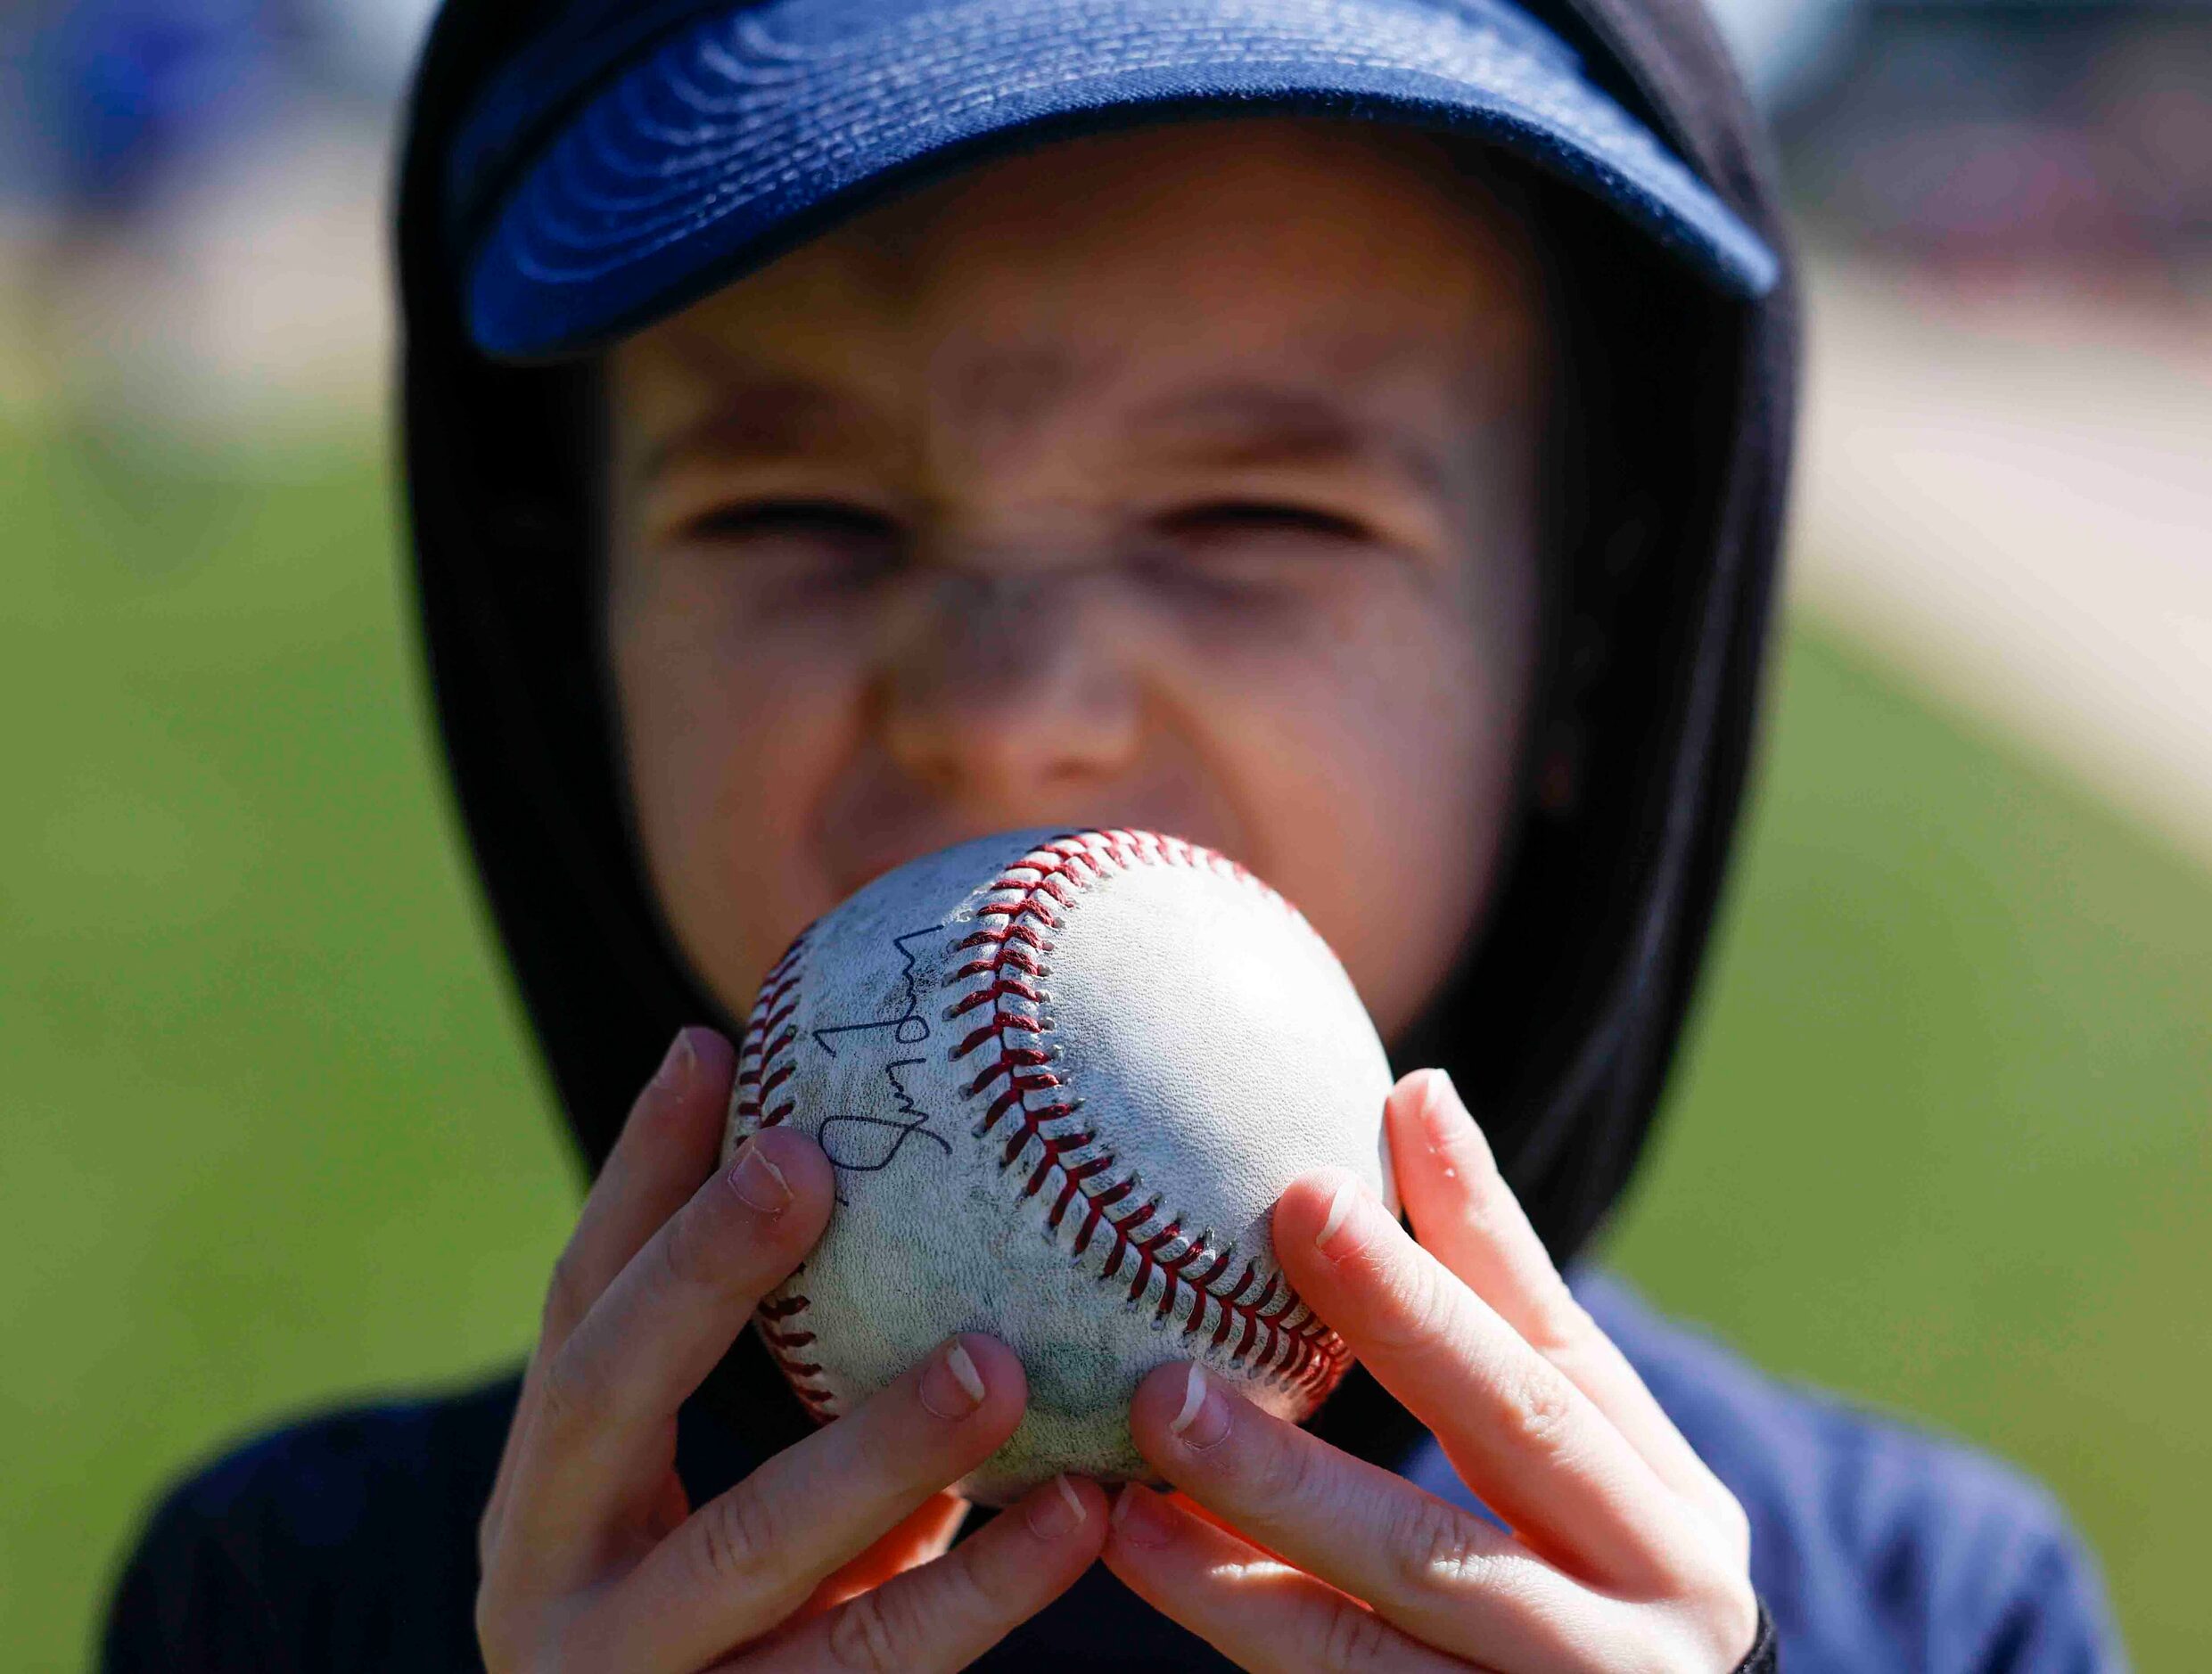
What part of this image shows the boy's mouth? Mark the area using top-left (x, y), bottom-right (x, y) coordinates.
top-left (823, 807), bottom-right (1244, 907)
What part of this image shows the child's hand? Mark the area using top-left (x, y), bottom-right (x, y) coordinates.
top-left (1104, 1070), bottom-right (1761, 1672)
top-left (474, 1027), bottom-right (1107, 1673)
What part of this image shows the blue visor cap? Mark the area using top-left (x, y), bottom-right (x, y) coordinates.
top-left (458, 0), bottom-right (1780, 362)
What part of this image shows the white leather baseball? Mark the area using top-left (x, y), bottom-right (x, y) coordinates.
top-left (722, 827), bottom-right (1394, 1505)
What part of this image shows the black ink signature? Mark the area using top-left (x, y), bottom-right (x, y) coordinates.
top-left (810, 928), bottom-right (955, 1201)
top-left (810, 927), bottom-right (944, 1055)
top-left (818, 1058), bottom-right (952, 1200)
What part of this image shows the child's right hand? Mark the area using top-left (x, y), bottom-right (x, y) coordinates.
top-left (474, 1027), bottom-right (1107, 1672)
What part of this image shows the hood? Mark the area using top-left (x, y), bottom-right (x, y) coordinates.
top-left (392, 0), bottom-right (1797, 1456)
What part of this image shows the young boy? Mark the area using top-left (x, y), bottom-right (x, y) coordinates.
top-left (103, 0), bottom-right (2126, 1670)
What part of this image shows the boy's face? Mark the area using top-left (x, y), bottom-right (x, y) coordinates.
top-left (605, 119), bottom-right (1548, 1044)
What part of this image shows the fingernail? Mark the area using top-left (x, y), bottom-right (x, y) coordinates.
top-left (1110, 1484), bottom-right (1172, 1548)
top-left (728, 1141), bottom-right (792, 1214)
top-left (656, 1030), bottom-right (697, 1094)
top-left (1167, 1364), bottom-right (1230, 1452)
top-left (1419, 1068), bottom-right (1464, 1137)
top-left (1025, 1474), bottom-right (1088, 1539)
top-left (920, 1339), bottom-right (989, 1419)
top-left (1415, 1068), bottom-right (1492, 1179)
top-left (1315, 1178), bottom-right (1364, 1258)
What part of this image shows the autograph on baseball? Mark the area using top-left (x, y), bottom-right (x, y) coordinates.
top-left (806, 927), bottom-right (955, 1194)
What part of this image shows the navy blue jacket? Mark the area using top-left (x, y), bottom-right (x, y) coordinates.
top-left (102, 1272), bottom-right (2126, 1672)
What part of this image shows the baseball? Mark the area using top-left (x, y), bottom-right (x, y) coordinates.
top-left (723, 827), bottom-right (1394, 1504)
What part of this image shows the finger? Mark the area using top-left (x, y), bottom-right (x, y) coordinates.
top-left (602, 1334), bottom-right (1029, 1670)
top-left (554, 1028), bottom-right (741, 1349)
top-left (1104, 1485), bottom-right (1476, 1674)
top-left (497, 1124), bottom-right (835, 1577)
top-left (1274, 1170), bottom-right (1682, 1591)
top-left (1388, 1071), bottom-right (1747, 1558)
top-left (799, 1492), bottom-right (970, 1619)
top-left (734, 1477), bottom-right (1107, 1673)
top-left (1130, 1362), bottom-right (1637, 1672)
top-left (483, 1027), bottom-right (735, 1562)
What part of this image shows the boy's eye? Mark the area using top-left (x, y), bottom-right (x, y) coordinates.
top-left (1155, 501), bottom-right (1369, 543)
top-left (683, 498), bottom-right (902, 546)
top-left (1136, 500), bottom-right (1376, 606)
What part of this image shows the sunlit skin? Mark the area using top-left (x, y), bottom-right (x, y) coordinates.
top-left (475, 120), bottom-right (1757, 1672)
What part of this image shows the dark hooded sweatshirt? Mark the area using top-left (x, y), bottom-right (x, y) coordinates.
top-left (102, 0), bottom-right (2126, 1669)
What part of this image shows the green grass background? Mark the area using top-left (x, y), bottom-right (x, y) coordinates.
top-left (5, 422), bottom-right (2205, 1670)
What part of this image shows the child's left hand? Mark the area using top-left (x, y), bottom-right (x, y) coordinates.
top-left (1103, 1070), bottom-right (1762, 1672)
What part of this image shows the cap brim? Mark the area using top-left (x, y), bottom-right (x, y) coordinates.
top-left (465, 0), bottom-right (1780, 362)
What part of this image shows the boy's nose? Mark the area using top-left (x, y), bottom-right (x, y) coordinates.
top-left (876, 567), bottom-right (1143, 800)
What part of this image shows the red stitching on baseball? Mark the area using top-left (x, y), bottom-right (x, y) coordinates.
top-left (944, 830), bottom-right (1350, 1399)
top-left (734, 935), bottom-right (807, 1130)
top-left (736, 933), bottom-right (840, 1419)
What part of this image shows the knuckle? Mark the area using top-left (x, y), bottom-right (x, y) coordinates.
top-left (1378, 1256), bottom-right (1460, 1358)
top-left (655, 1197), bottom-right (724, 1296)
top-left (825, 1588), bottom-right (913, 1674)
top-left (1495, 1357), bottom-right (1580, 1458)
top-left (1243, 1420), bottom-right (1323, 1521)
top-left (1311, 1593), bottom-right (1398, 1674)
top-left (1652, 1498), bottom-right (1747, 1597)
top-left (1650, 1587), bottom-right (1762, 1674)
top-left (535, 1341), bottom-right (611, 1438)
top-left (473, 1589), bottom-right (533, 1674)
top-left (1713, 1585), bottom-right (1764, 1669)
top-left (1706, 1485), bottom-right (1754, 1566)
top-left (942, 1534), bottom-right (1021, 1619)
top-left (1385, 1494), bottom-right (1493, 1599)
top-left (694, 1481), bottom-right (782, 1591)
top-left (849, 1400), bottom-right (933, 1494)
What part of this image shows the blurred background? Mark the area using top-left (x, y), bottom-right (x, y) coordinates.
top-left (3, 0), bottom-right (2206, 1666)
